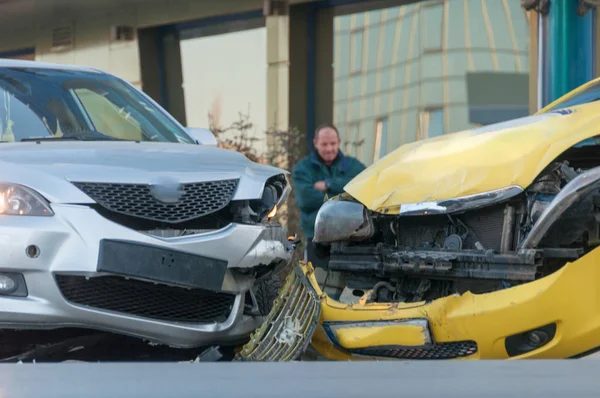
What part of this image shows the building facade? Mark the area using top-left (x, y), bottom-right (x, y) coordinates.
top-left (333, 0), bottom-right (531, 165)
top-left (0, 0), bottom-right (597, 166)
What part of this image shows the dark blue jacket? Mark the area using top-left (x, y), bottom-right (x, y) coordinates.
top-left (292, 151), bottom-right (366, 238)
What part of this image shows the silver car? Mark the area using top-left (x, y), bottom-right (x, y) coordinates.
top-left (0, 59), bottom-right (293, 357)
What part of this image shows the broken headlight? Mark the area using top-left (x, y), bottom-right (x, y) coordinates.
top-left (233, 174), bottom-right (291, 224)
top-left (0, 184), bottom-right (54, 216)
top-left (255, 174), bottom-right (291, 222)
top-left (313, 198), bottom-right (374, 244)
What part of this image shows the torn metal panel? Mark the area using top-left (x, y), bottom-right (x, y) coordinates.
top-left (344, 103), bottom-right (600, 214)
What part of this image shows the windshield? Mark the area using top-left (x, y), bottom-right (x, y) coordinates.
top-left (543, 81), bottom-right (600, 113)
top-left (0, 67), bottom-right (194, 143)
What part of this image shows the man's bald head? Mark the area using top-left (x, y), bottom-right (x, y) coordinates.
top-left (314, 124), bottom-right (341, 165)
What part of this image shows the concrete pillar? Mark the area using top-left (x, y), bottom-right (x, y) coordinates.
top-left (138, 27), bottom-right (187, 126)
top-left (162, 30), bottom-right (187, 126)
top-left (312, 6), bottom-right (334, 146)
top-left (265, 0), bottom-right (290, 143)
top-left (138, 27), bottom-right (162, 104)
top-left (528, 10), bottom-right (539, 114)
top-left (288, 2), bottom-right (334, 153)
top-left (288, 4), bottom-right (310, 143)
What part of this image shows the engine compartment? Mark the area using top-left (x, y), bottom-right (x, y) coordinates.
top-left (315, 142), bottom-right (600, 304)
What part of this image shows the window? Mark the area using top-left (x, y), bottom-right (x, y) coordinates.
top-left (0, 92), bottom-right (49, 142)
top-left (0, 67), bottom-right (194, 143)
top-left (373, 117), bottom-right (388, 161)
top-left (74, 88), bottom-right (144, 141)
top-left (345, 122), bottom-right (360, 155)
top-left (419, 108), bottom-right (445, 138)
top-left (350, 29), bottom-right (364, 74)
top-left (423, 2), bottom-right (444, 53)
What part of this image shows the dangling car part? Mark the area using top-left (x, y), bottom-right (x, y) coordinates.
top-left (248, 76), bottom-right (600, 360)
top-left (234, 259), bottom-right (321, 362)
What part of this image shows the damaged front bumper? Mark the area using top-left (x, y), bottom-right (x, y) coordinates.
top-left (243, 252), bottom-right (600, 360)
top-left (234, 262), bottom-right (321, 361)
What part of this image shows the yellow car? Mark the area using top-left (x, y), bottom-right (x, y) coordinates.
top-left (236, 77), bottom-right (600, 361)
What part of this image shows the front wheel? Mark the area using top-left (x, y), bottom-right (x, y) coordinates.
top-left (253, 272), bottom-right (283, 315)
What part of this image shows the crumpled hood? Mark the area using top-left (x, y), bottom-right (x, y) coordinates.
top-left (344, 103), bottom-right (600, 214)
top-left (0, 141), bottom-right (285, 203)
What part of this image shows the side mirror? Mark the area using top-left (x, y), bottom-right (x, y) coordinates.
top-left (185, 127), bottom-right (218, 146)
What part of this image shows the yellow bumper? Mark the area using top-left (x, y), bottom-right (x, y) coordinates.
top-left (300, 245), bottom-right (600, 360)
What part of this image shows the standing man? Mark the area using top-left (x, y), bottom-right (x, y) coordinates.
top-left (292, 124), bottom-right (366, 268)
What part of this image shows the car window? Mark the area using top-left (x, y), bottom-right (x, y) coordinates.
top-left (0, 67), bottom-right (194, 144)
top-left (73, 88), bottom-right (144, 141)
top-left (0, 91), bottom-right (53, 142)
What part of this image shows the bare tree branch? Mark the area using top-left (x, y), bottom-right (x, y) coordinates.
top-left (207, 111), bottom-right (365, 261)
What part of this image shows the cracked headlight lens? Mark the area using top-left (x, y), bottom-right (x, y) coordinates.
top-left (260, 174), bottom-right (291, 222)
top-left (0, 184), bottom-right (54, 216)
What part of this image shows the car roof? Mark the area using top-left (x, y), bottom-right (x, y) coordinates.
top-left (0, 58), bottom-right (103, 74)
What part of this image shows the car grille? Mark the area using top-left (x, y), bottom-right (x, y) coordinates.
top-left (72, 179), bottom-right (238, 223)
top-left (235, 265), bottom-right (321, 361)
top-left (350, 341), bottom-right (478, 360)
top-left (55, 275), bottom-right (236, 323)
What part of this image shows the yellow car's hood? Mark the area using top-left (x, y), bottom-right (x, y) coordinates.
top-left (345, 102), bottom-right (600, 214)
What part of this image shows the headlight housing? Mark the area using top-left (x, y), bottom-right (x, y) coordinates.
top-left (313, 198), bottom-right (374, 244)
top-left (257, 174), bottom-right (291, 222)
top-left (233, 174), bottom-right (292, 224)
top-left (0, 184), bottom-right (54, 216)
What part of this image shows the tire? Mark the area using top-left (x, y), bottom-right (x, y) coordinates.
top-left (253, 272), bottom-right (283, 315)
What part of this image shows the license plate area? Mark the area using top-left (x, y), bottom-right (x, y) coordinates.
top-left (322, 319), bottom-right (433, 350)
top-left (97, 239), bottom-right (228, 292)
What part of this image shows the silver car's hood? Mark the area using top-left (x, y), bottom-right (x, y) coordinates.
top-left (0, 141), bottom-right (286, 203)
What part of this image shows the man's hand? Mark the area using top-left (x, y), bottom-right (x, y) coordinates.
top-left (313, 181), bottom-right (327, 192)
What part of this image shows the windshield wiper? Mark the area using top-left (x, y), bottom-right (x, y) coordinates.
top-left (20, 134), bottom-right (124, 142)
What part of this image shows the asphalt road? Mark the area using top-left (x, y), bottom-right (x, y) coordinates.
top-left (2, 360), bottom-right (600, 398)
top-left (585, 351), bottom-right (600, 359)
